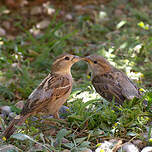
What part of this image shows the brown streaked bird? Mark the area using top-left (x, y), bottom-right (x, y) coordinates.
top-left (2, 54), bottom-right (80, 139)
top-left (83, 55), bottom-right (142, 105)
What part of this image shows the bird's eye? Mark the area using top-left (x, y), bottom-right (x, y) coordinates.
top-left (93, 61), bottom-right (98, 64)
top-left (64, 56), bottom-right (70, 60)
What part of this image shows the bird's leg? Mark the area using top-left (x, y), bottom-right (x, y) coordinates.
top-left (53, 112), bottom-right (60, 119)
top-left (40, 112), bottom-right (60, 126)
top-left (53, 111), bottom-right (67, 124)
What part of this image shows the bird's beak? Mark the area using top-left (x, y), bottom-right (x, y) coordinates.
top-left (82, 56), bottom-right (92, 63)
top-left (72, 55), bottom-right (81, 62)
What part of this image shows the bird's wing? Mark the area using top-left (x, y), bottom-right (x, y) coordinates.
top-left (92, 73), bottom-right (125, 104)
top-left (113, 71), bottom-right (140, 100)
top-left (21, 73), bottom-right (71, 115)
top-left (92, 69), bottom-right (140, 104)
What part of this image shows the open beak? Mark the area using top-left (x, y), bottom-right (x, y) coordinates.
top-left (82, 56), bottom-right (92, 63)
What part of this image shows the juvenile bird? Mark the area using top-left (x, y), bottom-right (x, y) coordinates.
top-left (2, 54), bottom-right (80, 139)
top-left (83, 55), bottom-right (142, 105)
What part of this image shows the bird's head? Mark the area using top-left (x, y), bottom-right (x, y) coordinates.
top-left (83, 55), bottom-right (112, 75)
top-left (52, 54), bottom-right (81, 74)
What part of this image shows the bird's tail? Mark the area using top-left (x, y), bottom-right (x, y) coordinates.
top-left (1, 114), bottom-right (29, 139)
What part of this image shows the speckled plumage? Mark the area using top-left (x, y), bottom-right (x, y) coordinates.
top-left (2, 54), bottom-right (80, 139)
top-left (84, 55), bottom-right (141, 104)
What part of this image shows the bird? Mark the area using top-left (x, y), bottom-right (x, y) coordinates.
top-left (1, 54), bottom-right (80, 139)
top-left (83, 54), bottom-right (143, 105)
